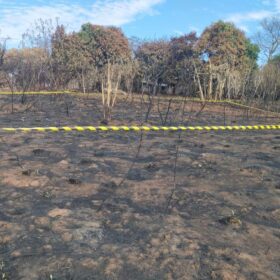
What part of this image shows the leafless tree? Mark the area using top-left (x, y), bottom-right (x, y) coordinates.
top-left (255, 15), bottom-right (280, 62)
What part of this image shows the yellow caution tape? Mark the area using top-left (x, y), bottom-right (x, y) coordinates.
top-left (1, 124), bottom-right (279, 133)
top-left (224, 100), bottom-right (280, 117)
top-left (0, 91), bottom-right (73, 95)
top-left (0, 91), bottom-right (279, 116)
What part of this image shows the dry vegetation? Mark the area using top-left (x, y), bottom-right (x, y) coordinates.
top-left (0, 17), bottom-right (280, 121)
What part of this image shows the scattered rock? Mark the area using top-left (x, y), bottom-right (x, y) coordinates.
top-left (271, 209), bottom-right (280, 220)
top-left (150, 238), bottom-right (161, 246)
top-left (62, 232), bottom-right (73, 242)
top-left (81, 258), bottom-right (99, 269)
top-left (201, 153), bottom-right (220, 162)
top-left (58, 160), bottom-right (69, 166)
top-left (192, 161), bottom-right (203, 168)
top-left (48, 208), bottom-right (71, 218)
top-left (30, 180), bottom-right (40, 187)
top-left (11, 250), bottom-right (21, 258)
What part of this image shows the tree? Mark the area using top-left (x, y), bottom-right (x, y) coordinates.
top-left (78, 24), bottom-right (130, 65)
top-left (167, 32), bottom-right (198, 95)
top-left (253, 54), bottom-right (280, 101)
top-left (255, 15), bottom-right (280, 62)
top-left (51, 26), bottom-right (90, 91)
top-left (196, 21), bottom-right (259, 100)
top-left (3, 48), bottom-right (48, 92)
top-left (197, 21), bottom-right (258, 68)
top-left (21, 19), bottom-right (57, 91)
top-left (22, 18), bottom-right (54, 54)
top-left (78, 24), bottom-right (131, 121)
top-left (135, 39), bottom-right (170, 95)
top-left (0, 36), bottom-right (7, 67)
top-left (0, 35), bottom-right (8, 87)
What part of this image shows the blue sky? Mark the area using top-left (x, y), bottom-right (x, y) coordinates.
top-left (0, 0), bottom-right (279, 47)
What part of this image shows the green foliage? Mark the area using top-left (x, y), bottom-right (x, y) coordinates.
top-left (245, 40), bottom-right (260, 69)
top-left (197, 21), bottom-right (258, 69)
top-left (78, 24), bottom-right (130, 65)
top-left (1, 18), bottom-right (278, 100)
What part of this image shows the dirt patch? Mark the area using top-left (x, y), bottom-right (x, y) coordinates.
top-left (0, 94), bottom-right (279, 279)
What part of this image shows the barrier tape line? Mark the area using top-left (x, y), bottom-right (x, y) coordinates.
top-left (1, 91), bottom-right (279, 117)
top-left (1, 124), bottom-right (280, 133)
top-left (224, 100), bottom-right (280, 117)
top-left (0, 91), bottom-right (73, 95)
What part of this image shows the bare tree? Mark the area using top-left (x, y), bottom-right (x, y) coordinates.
top-left (255, 15), bottom-right (280, 62)
top-left (0, 34), bottom-right (9, 83)
top-left (0, 37), bottom-right (8, 67)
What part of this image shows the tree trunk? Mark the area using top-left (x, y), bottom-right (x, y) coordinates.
top-left (193, 60), bottom-right (205, 101)
top-left (82, 68), bottom-right (86, 94)
top-left (207, 58), bottom-right (213, 99)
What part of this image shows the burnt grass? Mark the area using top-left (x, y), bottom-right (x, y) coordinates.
top-left (0, 94), bottom-right (279, 280)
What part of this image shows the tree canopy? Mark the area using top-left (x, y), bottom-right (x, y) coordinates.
top-left (78, 24), bottom-right (131, 66)
top-left (197, 21), bottom-right (259, 68)
top-left (0, 18), bottom-right (278, 101)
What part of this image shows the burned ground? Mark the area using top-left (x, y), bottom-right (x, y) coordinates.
top-left (0, 94), bottom-right (279, 280)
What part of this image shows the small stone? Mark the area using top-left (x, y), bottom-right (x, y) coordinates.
top-left (150, 238), bottom-right (160, 246)
top-left (272, 209), bottom-right (280, 219)
top-left (81, 258), bottom-right (98, 269)
top-left (48, 208), bottom-right (71, 218)
top-left (58, 160), bottom-right (69, 166)
top-left (11, 250), bottom-right (21, 257)
top-left (30, 180), bottom-right (40, 187)
top-left (62, 232), bottom-right (73, 242)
